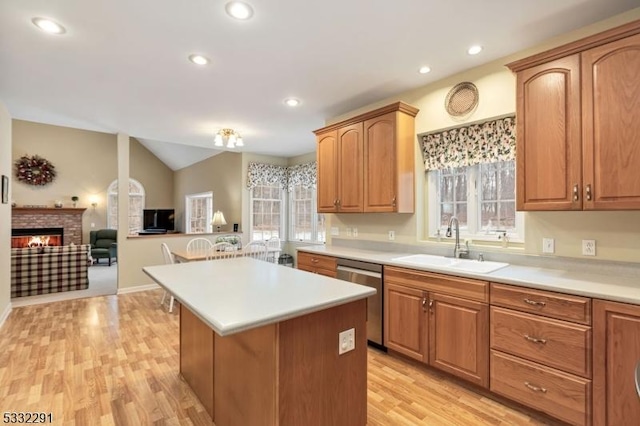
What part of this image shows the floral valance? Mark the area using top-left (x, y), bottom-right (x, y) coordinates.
top-left (246, 161), bottom-right (317, 191)
top-left (286, 162), bottom-right (316, 192)
top-left (420, 115), bottom-right (516, 170)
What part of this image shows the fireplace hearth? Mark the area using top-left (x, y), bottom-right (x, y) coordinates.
top-left (11, 228), bottom-right (64, 248)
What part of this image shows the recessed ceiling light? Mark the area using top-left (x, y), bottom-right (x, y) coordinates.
top-left (225, 2), bottom-right (254, 20)
top-left (467, 45), bottom-right (483, 55)
top-left (284, 98), bottom-right (300, 107)
top-left (188, 54), bottom-right (210, 65)
top-left (419, 66), bottom-right (431, 74)
top-left (32, 17), bottom-right (66, 34)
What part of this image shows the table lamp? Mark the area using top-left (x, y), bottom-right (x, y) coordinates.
top-left (211, 210), bottom-right (227, 232)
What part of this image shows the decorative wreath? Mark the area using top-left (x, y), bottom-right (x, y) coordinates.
top-left (15, 155), bottom-right (57, 186)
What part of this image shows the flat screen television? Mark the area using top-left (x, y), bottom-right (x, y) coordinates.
top-left (143, 209), bottom-right (175, 233)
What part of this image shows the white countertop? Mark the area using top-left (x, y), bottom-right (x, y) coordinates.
top-left (143, 257), bottom-right (375, 336)
top-left (297, 245), bottom-right (640, 305)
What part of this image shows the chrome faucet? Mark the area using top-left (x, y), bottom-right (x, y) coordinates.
top-left (446, 216), bottom-right (469, 259)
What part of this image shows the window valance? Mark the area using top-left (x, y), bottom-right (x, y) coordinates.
top-left (420, 115), bottom-right (516, 170)
top-left (246, 161), bottom-right (317, 191)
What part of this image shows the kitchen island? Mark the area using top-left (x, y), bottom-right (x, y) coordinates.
top-left (143, 257), bottom-right (375, 426)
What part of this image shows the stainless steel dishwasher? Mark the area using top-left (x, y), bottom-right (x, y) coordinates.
top-left (336, 258), bottom-right (384, 348)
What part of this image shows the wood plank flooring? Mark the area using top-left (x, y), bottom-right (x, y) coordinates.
top-left (0, 290), bottom-right (562, 425)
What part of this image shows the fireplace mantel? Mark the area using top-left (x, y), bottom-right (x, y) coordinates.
top-left (12, 207), bottom-right (87, 214)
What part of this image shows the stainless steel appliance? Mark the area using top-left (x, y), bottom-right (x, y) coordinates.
top-left (336, 258), bottom-right (383, 347)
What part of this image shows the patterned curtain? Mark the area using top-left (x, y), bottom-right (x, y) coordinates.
top-left (246, 162), bottom-right (288, 190)
top-left (420, 115), bottom-right (516, 170)
top-left (286, 162), bottom-right (317, 192)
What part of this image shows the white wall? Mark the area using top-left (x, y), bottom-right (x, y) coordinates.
top-left (0, 101), bottom-right (12, 326)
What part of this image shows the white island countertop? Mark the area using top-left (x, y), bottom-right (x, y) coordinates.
top-left (143, 257), bottom-right (375, 336)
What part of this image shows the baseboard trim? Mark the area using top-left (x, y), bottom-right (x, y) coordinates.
top-left (0, 302), bottom-right (12, 330)
top-left (117, 283), bottom-right (161, 295)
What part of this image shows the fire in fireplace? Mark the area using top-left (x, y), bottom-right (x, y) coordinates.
top-left (11, 228), bottom-right (64, 248)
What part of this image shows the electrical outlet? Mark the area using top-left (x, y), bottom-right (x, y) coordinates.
top-left (330, 227), bottom-right (339, 236)
top-left (542, 238), bottom-right (555, 254)
top-left (338, 328), bottom-right (355, 355)
top-left (353, 228), bottom-right (358, 237)
top-left (582, 239), bottom-right (596, 256)
top-left (90, 222), bottom-right (95, 228)
top-left (388, 230), bottom-right (395, 241)
top-left (346, 227), bottom-right (352, 237)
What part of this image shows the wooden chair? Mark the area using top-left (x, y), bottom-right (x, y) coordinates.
top-left (243, 241), bottom-right (268, 261)
top-left (186, 237), bottom-right (214, 258)
top-left (266, 236), bottom-right (281, 263)
top-left (207, 242), bottom-right (238, 260)
top-left (160, 243), bottom-right (177, 313)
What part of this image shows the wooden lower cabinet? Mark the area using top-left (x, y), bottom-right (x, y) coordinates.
top-left (593, 300), bottom-right (640, 426)
top-left (429, 293), bottom-right (489, 387)
top-left (384, 282), bottom-right (427, 362)
top-left (296, 252), bottom-right (337, 278)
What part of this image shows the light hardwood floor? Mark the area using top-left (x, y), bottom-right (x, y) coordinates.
top-left (0, 290), bottom-right (561, 425)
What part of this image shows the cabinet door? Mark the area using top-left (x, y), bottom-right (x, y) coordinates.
top-left (582, 33), bottom-right (640, 210)
top-left (316, 130), bottom-right (338, 212)
top-left (384, 283), bottom-right (427, 362)
top-left (364, 112), bottom-right (397, 212)
top-left (593, 300), bottom-right (640, 426)
top-left (429, 293), bottom-right (489, 388)
top-left (515, 54), bottom-right (582, 211)
top-left (337, 123), bottom-right (364, 212)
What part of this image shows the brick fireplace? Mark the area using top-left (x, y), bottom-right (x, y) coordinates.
top-left (12, 207), bottom-right (87, 246)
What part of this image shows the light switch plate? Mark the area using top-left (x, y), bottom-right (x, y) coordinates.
top-left (338, 328), bottom-right (355, 355)
top-left (353, 228), bottom-right (358, 237)
top-left (388, 230), bottom-right (395, 241)
top-left (330, 227), bottom-right (339, 236)
top-left (346, 227), bottom-right (352, 237)
top-left (542, 238), bottom-right (554, 254)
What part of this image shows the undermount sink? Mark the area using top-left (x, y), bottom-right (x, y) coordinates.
top-left (391, 254), bottom-right (509, 274)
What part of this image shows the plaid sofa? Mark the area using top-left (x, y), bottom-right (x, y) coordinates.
top-left (11, 244), bottom-right (91, 298)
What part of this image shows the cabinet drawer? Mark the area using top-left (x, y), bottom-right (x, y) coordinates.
top-left (385, 266), bottom-right (488, 302)
top-left (491, 307), bottom-right (591, 378)
top-left (491, 283), bottom-right (591, 324)
top-left (297, 252), bottom-right (337, 271)
top-left (491, 350), bottom-right (591, 426)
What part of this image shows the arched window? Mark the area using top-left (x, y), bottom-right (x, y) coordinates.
top-left (107, 178), bottom-right (146, 235)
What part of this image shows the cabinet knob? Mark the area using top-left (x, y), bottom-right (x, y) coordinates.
top-left (421, 297), bottom-right (428, 311)
top-left (333, 199), bottom-right (338, 206)
top-left (573, 184), bottom-right (579, 201)
top-left (428, 300), bottom-right (434, 314)
top-left (392, 196), bottom-right (396, 207)
top-left (586, 184), bottom-right (592, 201)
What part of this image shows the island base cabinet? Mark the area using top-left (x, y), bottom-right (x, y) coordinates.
top-left (593, 300), bottom-right (640, 426)
top-left (491, 350), bottom-right (591, 426)
top-left (180, 300), bottom-right (367, 426)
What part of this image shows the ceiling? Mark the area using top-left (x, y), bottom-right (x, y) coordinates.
top-left (1, 1), bottom-right (638, 170)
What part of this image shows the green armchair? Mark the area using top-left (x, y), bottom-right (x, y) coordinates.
top-left (90, 229), bottom-right (118, 266)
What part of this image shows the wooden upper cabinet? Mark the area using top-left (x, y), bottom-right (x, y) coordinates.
top-left (508, 20), bottom-right (640, 211)
top-left (337, 123), bottom-right (364, 212)
top-left (515, 55), bottom-right (582, 211)
top-left (581, 33), bottom-right (640, 210)
top-left (316, 130), bottom-right (339, 212)
top-left (314, 102), bottom-right (419, 213)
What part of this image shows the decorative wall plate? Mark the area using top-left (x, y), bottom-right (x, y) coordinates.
top-left (445, 82), bottom-right (479, 117)
top-left (15, 155), bottom-right (57, 186)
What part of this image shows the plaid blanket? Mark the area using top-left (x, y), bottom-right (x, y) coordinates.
top-left (11, 244), bottom-right (91, 298)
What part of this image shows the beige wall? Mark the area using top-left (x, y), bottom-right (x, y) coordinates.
top-left (130, 137), bottom-right (175, 209)
top-left (323, 8), bottom-right (640, 263)
top-left (173, 152), bottom-right (243, 233)
top-left (0, 101), bottom-right (12, 324)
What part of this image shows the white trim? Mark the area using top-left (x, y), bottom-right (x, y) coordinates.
top-left (116, 283), bottom-right (161, 295)
top-left (0, 302), bottom-right (12, 330)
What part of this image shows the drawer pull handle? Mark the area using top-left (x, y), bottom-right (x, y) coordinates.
top-left (523, 298), bottom-right (546, 307)
top-left (524, 334), bottom-right (547, 344)
top-left (311, 259), bottom-right (319, 263)
top-left (572, 184), bottom-right (579, 201)
top-left (524, 382), bottom-right (547, 393)
top-left (422, 297), bottom-right (428, 312)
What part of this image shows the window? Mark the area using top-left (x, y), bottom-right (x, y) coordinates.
top-left (250, 184), bottom-right (284, 241)
top-left (289, 184), bottom-right (325, 243)
top-left (185, 192), bottom-right (213, 234)
top-left (429, 160), bottom-right (522, 240)
top-left (107, 178), bottom-right (145, 235)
